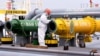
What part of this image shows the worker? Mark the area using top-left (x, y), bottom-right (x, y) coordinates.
top-left (38, 8), bottom-right (51, 47)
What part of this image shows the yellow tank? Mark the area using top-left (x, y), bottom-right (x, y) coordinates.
top-left (54, 16), bottom-right (100, 39)
top-left (71, 16), bottom-right (100, 34)
top-left (54, 18), bottom-right (75, 39)
top-left (71, 16), bottom-right (95, 34)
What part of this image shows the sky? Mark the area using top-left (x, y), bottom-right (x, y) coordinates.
top-left (0, 0), bottom-right (100, 10)
top-left (0, 0), bottom-right (100, 22)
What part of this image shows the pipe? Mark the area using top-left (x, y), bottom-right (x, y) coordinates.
top-left (31, 13), bottom-right (41, 20)
top-left (71, 16), bottom-right (100, 34)
top-left (25, 8), bottom-right (100, 20)
top-left (50, 11), bottom-right (100, 18)
top-left (25, 8), bottom-right (39, 20)
top-left (5, 16), bottom-right (100, 39)
top-left (6, 19), bottom-right (39, 32)
top-left (24, 9), bottom-right (67, 20)
top-left (95, 20), bottom-right (100, 31)
top-left (54, 18), bottom-right (75, 39)
top-left (5, 19), bottom-right (56, 35)
top-left (83, 8), bottom-right (100, 12)
top-left (54, 16), bottom-right (100, 39)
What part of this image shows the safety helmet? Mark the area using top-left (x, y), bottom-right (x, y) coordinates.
top-left (44, 8), bottom-right (51, 15)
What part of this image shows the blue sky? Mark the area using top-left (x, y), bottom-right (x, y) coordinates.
top-left (0, 0), bottom-right (100, 10)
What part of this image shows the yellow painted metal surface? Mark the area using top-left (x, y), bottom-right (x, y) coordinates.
top-left (71, 16), bottom-right (100, 34)
top-left (54, 16), bottom-right (100, 39)
top-left (0, 10), bottom-right (26, 14)
top-left (54, 18), bottom-right (69, 35)
top-left (1, 37), bottom-right (12, 42)
top-left (95, 20), bottom-right (100, 31)
top-left (45, 39), bottom-right (58, 44)
top-left (84, 35), bottom-right (92, 42)
top-left (72, 16), bottom-right (96, 34)
top-left (54, 18), bottom-right (75, 39)
top-left (59, 33), bottom-right (75, 39)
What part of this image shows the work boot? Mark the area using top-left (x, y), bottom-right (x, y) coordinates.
top-left (39, 42), bottom-right (48, 49)
top-left (39, 42), bottom-right (47, 46)
top-left (39, 45), bottom-right (48, 49)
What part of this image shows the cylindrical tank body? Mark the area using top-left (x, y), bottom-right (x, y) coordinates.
top-left (5, 19), bottom-right (56, 34)
top-left (95, 20), bottom-right (100, 31)
top-left (54, 18), bottom-right (75, 39)
top-left (72, 16), bottom-right (100, 34)
top-left (5, 16), bottom-right (100, 39)
top-left (6, 19), bottom-right (38, 32)
top-left (54, 16), bottom-right (100, 39)
top-left (72, 19), bottom-right (92, 33)
top-left (71, 17), bottom-right (94, 34)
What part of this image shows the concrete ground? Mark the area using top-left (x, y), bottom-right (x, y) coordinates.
top-left (86, 38), bottom-right (100, 48)
top-left (0, 38), bottom-right (100, 56)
